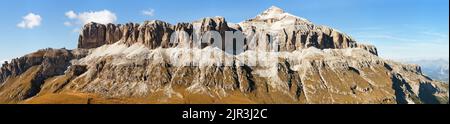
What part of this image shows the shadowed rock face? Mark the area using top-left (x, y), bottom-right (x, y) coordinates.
top-left (0, 48), bottom-right (88, 102)
top-left (0, 48), bottom-right (76, 84)
top-left (0, 6), bottom-right (447, 104)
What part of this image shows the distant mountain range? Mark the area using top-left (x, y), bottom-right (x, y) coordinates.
top-left (404, 59), bottom-right (449, 83)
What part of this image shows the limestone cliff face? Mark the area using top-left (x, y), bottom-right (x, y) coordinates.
top-left (77, 18), bottom-right (232, 49)
top-left (0, 6), bottom-right (447, 104)
top-left (77, 6), bottom-right (378, 55)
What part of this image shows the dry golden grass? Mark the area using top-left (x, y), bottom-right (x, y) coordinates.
top-left (0, 66), bottom-right (41, 103)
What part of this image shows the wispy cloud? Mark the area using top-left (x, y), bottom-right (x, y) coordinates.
top-left (420, 31), bottom-right (449, 38)
top-left (379, 42), bottom-right (449, 60)
top-left (350, 26), bottom-right (384, 31)
top-left (349, 25), bottom-right (449, 60)
top-left (354, 33), bottom-right (420, 42)
top-left (142, 9), bottom-right (155, 16)
top-left (65, 11), bottom-right (77, 19)
top-left (63, 21), bottom-right (72, 26)
top-left (17, 13), bottom-right (42, 29)
top-left (64, 10), bottom-right (117, 25)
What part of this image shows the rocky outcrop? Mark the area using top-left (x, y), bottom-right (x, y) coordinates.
top-left (239, 6), bottom-right (378, 54)
top-left (0, 48), bottom-right (88, 102)
top-left (77, 17), bottom-right (233, 49)
top-left (78, 23), bottom-right (107, 49)
top-left (0, 48), bottom-right (75, 84)
top-left (77, 6), bottom-right (377, 55)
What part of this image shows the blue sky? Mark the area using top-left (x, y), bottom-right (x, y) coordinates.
top-left (0, 0), bottom-right (448, 62)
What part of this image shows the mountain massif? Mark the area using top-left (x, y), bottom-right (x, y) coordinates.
top-left (0, 6), bottom-right (448, 104)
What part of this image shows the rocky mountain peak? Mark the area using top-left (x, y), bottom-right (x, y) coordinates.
top-left (261, 6), bottom-right (285, 15)
top-left (252, 6), bottom-right (311, 24)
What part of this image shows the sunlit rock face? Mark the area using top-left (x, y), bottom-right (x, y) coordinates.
top-left (0, 6), bottom-right (447, 104)
top-left (78, 6), bottom-right (378, 55)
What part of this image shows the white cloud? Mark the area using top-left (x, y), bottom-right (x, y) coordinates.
top-left (65, 10), bottom-right (117, 25)
top-left (17, 13), bottom-right (42, 29)
top-left (63, 21), bottom-right (72, 26)
top-left (142, 9), bottom-right (155, 16)
top-left (65, 11), bottom-right (77, 19)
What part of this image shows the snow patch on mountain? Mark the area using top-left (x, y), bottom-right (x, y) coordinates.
top-left (238, 6), bottom-right (313, 35)
top-left (256, 6), bottom-right (312, 24)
